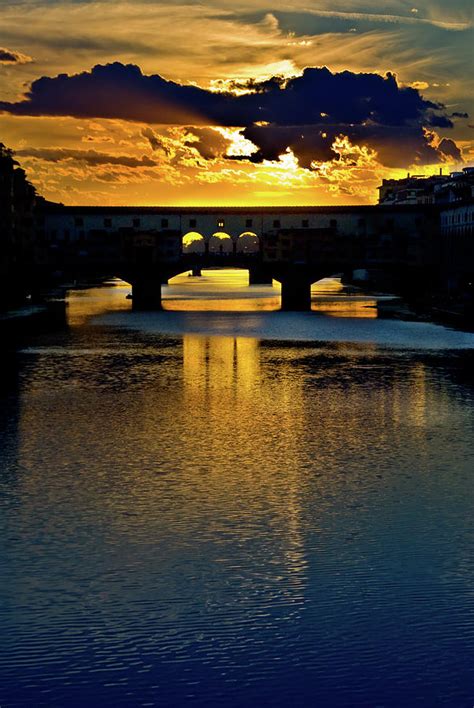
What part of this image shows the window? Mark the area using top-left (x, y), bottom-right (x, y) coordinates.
top-left (133, 218), bottom-right (141, 227)
top-left (246, 218), bottom-right (253, 228)
top-left (75, 217), bottom-right (83, 227)
top-left (190, 218), bottom-right (197, 228)
top-left (218, 219), bottom-right (225, 229)
top-left (161, 218), bottom-right (169, 228)
top-left (104, 218), bottom-right (112, 227)
top-left (273, 219), bottom-right (281, 228)
top-left (302, 219), bottom-right (309, 228)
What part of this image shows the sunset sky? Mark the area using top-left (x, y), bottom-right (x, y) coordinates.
top-left (0, 0), bottom-right (472, 206)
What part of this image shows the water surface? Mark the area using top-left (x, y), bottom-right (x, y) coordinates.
top-left (1, 278), bottom-right (474, 707)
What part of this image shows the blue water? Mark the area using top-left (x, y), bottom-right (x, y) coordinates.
top-left (1, 284), bottom-right (474, 707)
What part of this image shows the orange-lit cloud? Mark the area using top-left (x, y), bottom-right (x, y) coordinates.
top-left (0, 47), bottom-right (33, 65)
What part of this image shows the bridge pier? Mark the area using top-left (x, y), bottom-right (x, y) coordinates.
top-left (280, 277), bottom-right (312, 311)
top-left (132, 278), bottom-right (162, 310)
top-left (248, 267), bottom-right (273, 285)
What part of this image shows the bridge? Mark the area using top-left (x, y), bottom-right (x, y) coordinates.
top-left (36, 204), bottom-right (441, 310)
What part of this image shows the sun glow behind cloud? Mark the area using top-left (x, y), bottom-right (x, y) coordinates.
top-left (215, 127), bottom-right (259, 158)
top-left (2, 113), bottom-right (460, 207)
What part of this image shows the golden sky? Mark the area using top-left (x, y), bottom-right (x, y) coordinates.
top-left (0, 0), bottom-right (472, 206)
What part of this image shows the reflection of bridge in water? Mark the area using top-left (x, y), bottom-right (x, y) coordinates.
top-left (39, 204), bottom-right (440, 310)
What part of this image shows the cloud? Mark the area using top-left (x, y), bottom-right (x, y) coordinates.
top-left (0, 47), bottom-right (32, 65)
top-left (16, 146), bottom-right (157, 167)
top-left (6, 60), bottom-right (460, 170)
top-left (182, 127), bottom-right (232, 159)
top-left (240, 123), bottom-right (462, 168)
top-left (289, 8), bottom-right (470, 31)
top-left (0, 61), bottom-right (453, 129)
top-left (142, 127), bottom-right (161, 151)
top-left (0, 63), bottom-right (217, 124)
top-left (1, 1), bottom-right (471, 122)
top-left (437, 137), bottom-right (463, 162)
top-left (81, 134), bottom-right (114, 144)
top-left (2, 61), bottom-right (465, 176)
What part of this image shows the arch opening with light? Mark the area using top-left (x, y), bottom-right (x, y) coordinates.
top-left (182, 231), bottom-right (205, 253)
top-left (237, 232), bottom-right (259, 254)
top-left (209, 232), bottom-right (233, 254)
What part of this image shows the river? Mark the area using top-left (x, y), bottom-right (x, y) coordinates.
top-left (1, 272), bottom-right (474, 707)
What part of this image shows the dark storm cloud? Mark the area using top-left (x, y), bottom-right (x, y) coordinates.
top-left (437, 138), bottom-right (463, 162)
top-left (16, 147), bottom-right (157, 167)
top-left (240, 124), bottom-right (461, 168)
top-left (0, 47), bottom-right (32, 64)
top-left (0, 63), bottom-right (230, 124)
top-left (183, 128), bottom-right (231, 159)
top-left (0, 62), bottom-right (450, 127)
top-left (142, 125), bottom-right (231, 161)
top-left (0, 62), bottom-right (464, 167)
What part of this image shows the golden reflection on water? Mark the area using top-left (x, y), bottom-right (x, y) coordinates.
top-left (181, 331), bottom-right (308, 589)
top-left (15, 325), bottom-right (436, 584)
top-left (66, 282), bottom-right (131, 326)
top-left (312, 299), bottom-right (377, 318)
top-left (164, 297), bottom-right (280, 311)
top-left (164, 269), bottom-right (377, 316)
top-left (164, 269), bottom-right (279, 312)
top-left (168, 268), bottom-right (249, 288)
top-left (183, 335), bottom-right (260, 396)
top-left (64, 272), bottom-right (377, 319)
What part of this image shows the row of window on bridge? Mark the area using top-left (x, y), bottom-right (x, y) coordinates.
top-left (33, 215), bottom-right (380, 232)
top-left (67, 217), bottom-right (343, 230)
